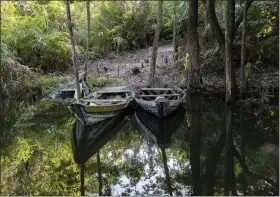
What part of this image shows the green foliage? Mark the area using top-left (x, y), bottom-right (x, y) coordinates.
top-left (0, 42), bottom-right (40, 105)
top-left (1, 1), bottom-right (278, 75)
top-left (36, 75), bottom-right (73, 97)
top-left (86, 75), bottom-right (125, 90)
top-left (235, 3), bottom-right (279, 66)
top-left (1, 1), bottom-right (72, 72)
top-left (87, 75), bottom-right (108, 88)
top-left (198, 2), bottom-right (279, 73)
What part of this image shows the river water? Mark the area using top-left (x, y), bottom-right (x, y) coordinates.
top-left (0, 95), bottom-right (278, 196)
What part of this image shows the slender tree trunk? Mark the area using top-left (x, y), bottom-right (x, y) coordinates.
top-left (225, 0), bottom-right (235, 103)
top-left (80, 164), bottom-right (85, 196)
top-left (172, 23), bottom-right (178, 62)
top-left (240, 0), bottom-right (248, 98)
top-left (186, 0), bottom-right (201, 90)
top-left (149, 0), bottom-right (163, 81)
top-left (160, 148), bottom-right (173, 196)
top-left (84, 0), bottom-right (90, 81)
top-left (234, 0), bottom-right (255, 39)
top-left (66, 0), bottom-right (81, 99)
top-left (97, 150), bottom-right (103, 196)
top-left (203, 0), bottom-right (225, 56)
top-left (172, 1), bottom-right (178, 63)
top-left (203, 0), bottom-right (254, 96)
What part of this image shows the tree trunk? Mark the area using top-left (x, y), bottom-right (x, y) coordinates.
top-left (203, 0), bottom-right (255, 97)
top-left (186, 0), bottom-right (201, 90)
top-left (172, 21), bottom-right (178, 63)
top-left (172, 1), bottom-right (178, 63)
top-left (240, 0), bottom-right (248, 98)
top-left (234, 0), bottom-right (254, 40)
top-left (66, 0), bottom-right (81, 99)
top-left (203, 0), bottom-right (225, 56)
top-left (225, 0), bottom-right (235, 103)
top-left (84, 0), bottom-right (90, 81)
top-left (149, 0), bottom-right (163, 81)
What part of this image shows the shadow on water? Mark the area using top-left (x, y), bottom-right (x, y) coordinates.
top-left (0, 95), bottom-right (279, 196)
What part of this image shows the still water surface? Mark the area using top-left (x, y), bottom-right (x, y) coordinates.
top-left (0, 96), bottom-right (278, 196)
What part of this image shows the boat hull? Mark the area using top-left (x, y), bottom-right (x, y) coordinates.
top-left (135, 80), bottom-right (186, 117)
top-left (69, 86), bottom-right (134, 125)
top-left (69, 103), bottom-right (122, 125)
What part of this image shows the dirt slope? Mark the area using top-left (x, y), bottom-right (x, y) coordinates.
top-left (84, 44), bottom-right (181, 88)
top-left (76, 44), bottom-right (278, 95)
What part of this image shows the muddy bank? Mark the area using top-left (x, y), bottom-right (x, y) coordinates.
top-left (72, 44), bottom-right (278, 96)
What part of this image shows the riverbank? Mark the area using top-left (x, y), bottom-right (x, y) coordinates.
top-left (65, 43), bottom-right (278, 97)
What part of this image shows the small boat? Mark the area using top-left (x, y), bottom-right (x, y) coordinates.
top-left (134, 78), bottom-right (186, 117)
top-left (41, 73), bottom-right (89, 101)
top-left (72, 111), bottom-right (127, 165)
top-left (134, 105), bottom-right (186, 148)
top-left (69, 86), bottom-right (134, 125)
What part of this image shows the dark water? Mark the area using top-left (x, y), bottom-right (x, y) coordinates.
top-left (0, 96), bottom-right (279, 196)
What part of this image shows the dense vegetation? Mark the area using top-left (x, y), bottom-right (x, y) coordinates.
top-left (0, 1), bottom-right (278, 102)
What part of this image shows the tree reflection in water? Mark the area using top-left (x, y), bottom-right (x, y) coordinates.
top-left (0, 97), bottom-right (278, 196)
top-left (189, 94), bottom-right (202, 195)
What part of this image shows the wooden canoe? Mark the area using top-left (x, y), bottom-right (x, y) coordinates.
top-left (134, 105), bottom-right (186, 148)
top-left (41, 72), bottom-right (88, 101)
top-left (69, 86), bottom-right (134, 125)
top-left (71, 111), bottom-right (127, 165)
top-left (134, 77), bottom-right (186, 117)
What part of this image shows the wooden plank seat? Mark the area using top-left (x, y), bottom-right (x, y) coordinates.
top-left (82, 99), bottom-right (128, 103)
top-left (97, 90), bottom-right (131, 94)
top-left (136, 94), bottom-right (180, 98)
top-left (141, 88), bottom-right (173, 91)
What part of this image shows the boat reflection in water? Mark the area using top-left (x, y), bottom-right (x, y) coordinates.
top-left (71, 111), bottom-right (127, 196)
top-left (134, 104), bottom-right (186, 196)
top-left (71, 112), bottom-right (127, 165)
